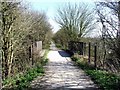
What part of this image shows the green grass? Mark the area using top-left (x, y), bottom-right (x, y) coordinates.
top-left (3, 65), bottom-right (44, 90)
top-left (71, 56), bottom-right (120, 90)
top-left (2, 50), bottom-right (49, 90)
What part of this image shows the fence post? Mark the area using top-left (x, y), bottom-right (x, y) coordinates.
top-left (94, 43), bottom-right (97, 68)
top-left (88, 42), bottom-right (91, 64)
top-left (31, 43), bottom-right (34, 65)
top-left (29, 46), bottom-right (31, 59)
top-left (83, 43), bottom-right (86, 56)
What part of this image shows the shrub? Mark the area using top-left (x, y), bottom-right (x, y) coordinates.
top-left (3, 50), bottom-right (49, 90)
top-left (71, 56), bottom-right (120, 90)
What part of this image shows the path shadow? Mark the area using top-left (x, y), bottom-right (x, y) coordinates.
top-left (16, 86), bottom-right (99, 90)
top-left (58, 50), bottom-right (73, 57)
top-left (2, 85), bottom-right (100, 90)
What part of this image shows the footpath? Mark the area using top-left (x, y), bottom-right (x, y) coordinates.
top-left (30, 48), bottom-right (99, 90)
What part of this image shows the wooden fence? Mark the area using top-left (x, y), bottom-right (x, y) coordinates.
top-left (68, 41), bottom-right (86, 55)
top-left (69, 41), bottom-right (120, 73)
top-left (29, 41), bottom-right (42, 65)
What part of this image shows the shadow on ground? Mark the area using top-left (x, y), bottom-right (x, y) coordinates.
top-left (58, 50), bottom-right (73, 57)
top-left (29, 86), bottom-right (99, 90)
top-left (2, 86), bottom-right (100, 90)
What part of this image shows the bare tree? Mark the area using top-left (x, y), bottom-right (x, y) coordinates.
top-left (95, 1), bottom-right (120, 72)
top-left (54, 3), bottom-right (95, 49)
top-left (0, 1), bottom-right (22, 78)
top-left (0, 0), bottom-right (53, 79)
top-left (55, 3), bottom-right (95, 40)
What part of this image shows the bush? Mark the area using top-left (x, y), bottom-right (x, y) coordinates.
top-left (86, 70), bottom-right (120, 90)
top-left (3, 66), bottom-right (45, 90)
top-left (2, 50), bottom-right (49, 90)
top-left (56, 44), bottom-right (62, 49)
top-left (71, 56), bottom-right (120, 90)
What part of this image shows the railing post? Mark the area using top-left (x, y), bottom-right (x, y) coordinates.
top-left (94, 43), bottom-right (97, 68)
top-left (88, 42), bottom-right (91, 64)
top-left (83, 42), bottom-right (86, 56)
top-left (31, 43), bottom-right (34, 65)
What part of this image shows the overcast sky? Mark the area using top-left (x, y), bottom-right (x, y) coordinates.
top-left (24, 0), bottom-right (98, 33)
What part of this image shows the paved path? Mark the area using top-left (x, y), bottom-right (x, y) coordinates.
top-left (30, 43), bottom-right (99, 90)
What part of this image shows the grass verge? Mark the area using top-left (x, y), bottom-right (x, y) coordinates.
top-left (2, 50), bottom-right (49, 90)
top-left (71, 56), bottom-right (120, 90)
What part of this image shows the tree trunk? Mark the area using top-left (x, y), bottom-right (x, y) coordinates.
top-left (2, 12), bottom-right (9, 78)
top-left (8, 41), bottom-right (14, 77)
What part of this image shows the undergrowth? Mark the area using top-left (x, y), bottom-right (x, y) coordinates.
top-left (71, 56), bottom-right (120, 90)
top-left (2, 50), bottom-right (49, 90)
